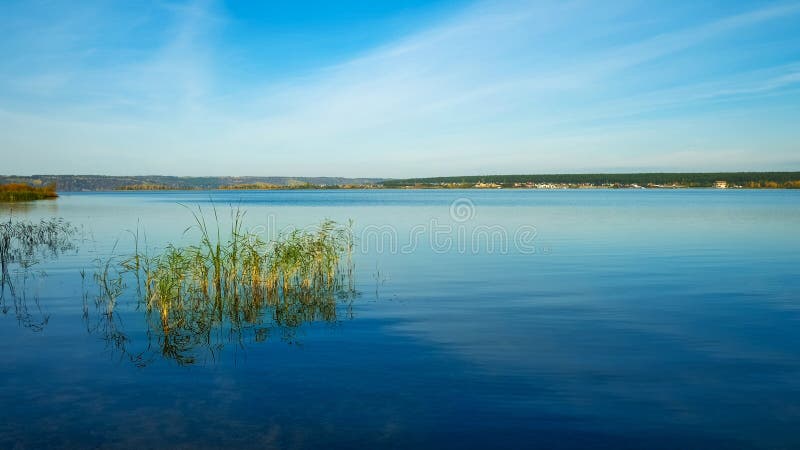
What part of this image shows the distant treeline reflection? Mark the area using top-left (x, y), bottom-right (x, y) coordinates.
top-left (84, 207), bottom-right (358, 366)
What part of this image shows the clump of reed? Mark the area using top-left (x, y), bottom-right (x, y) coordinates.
top-left (88, 206), bottom-right (357, 365)
top-left (133, 208), bottom-right (353, 305)
top-left (0, 183), bottom-right (58, 202)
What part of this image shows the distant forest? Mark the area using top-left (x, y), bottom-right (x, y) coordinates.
top-left (381, 172), bottom-right (800, 187)
top-left (0, 175), bottom-right (383, 192)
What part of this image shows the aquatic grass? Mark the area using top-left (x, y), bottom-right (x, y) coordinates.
top-left (86, 206), bottom-right (358, 365)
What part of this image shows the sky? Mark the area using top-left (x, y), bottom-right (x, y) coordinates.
top-left (0, 0), bottom-right (799, 177)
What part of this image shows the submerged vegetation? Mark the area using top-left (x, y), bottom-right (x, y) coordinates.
top-left (0, 183), bottom-right (58, 201)
top-left (0, 216), bottom-right (77, 330)
top-left (85, 207), bottom-right (358, 366)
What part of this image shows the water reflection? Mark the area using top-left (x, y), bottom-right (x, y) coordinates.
top-left (83, 273), bottom-right (357, 366)
top-left (0, 216), bottom-right (76, 330)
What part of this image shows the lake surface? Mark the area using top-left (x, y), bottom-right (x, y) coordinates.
top-left (1, 189), bottom-right (799, 449)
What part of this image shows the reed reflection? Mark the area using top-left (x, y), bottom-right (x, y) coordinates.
top-left (0, 216), bottom-right (76, 331)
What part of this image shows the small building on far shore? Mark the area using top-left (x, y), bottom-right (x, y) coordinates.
top-left (714, 180), bottom-right (728, 189)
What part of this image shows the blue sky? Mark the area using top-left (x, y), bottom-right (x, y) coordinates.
top-left (1, 0), bottom-right (799, 177)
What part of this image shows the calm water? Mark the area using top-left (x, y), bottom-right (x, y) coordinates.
top-left (1, 189), bottom-right (799, 449)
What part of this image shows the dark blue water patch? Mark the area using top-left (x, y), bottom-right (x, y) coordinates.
top-left (0, 316), bottom-right (753, 449)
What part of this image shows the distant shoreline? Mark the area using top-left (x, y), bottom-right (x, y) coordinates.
top-left (58, 185), bottom-right (800, 193)
top-left (1, 172), bottom-right (799, 192)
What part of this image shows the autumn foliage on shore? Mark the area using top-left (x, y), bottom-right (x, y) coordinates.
top-left (0, 183), bottom-right (58, 201)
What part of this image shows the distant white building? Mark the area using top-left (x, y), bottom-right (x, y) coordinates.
top-left (714, 180), bottom-right (728, 189)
